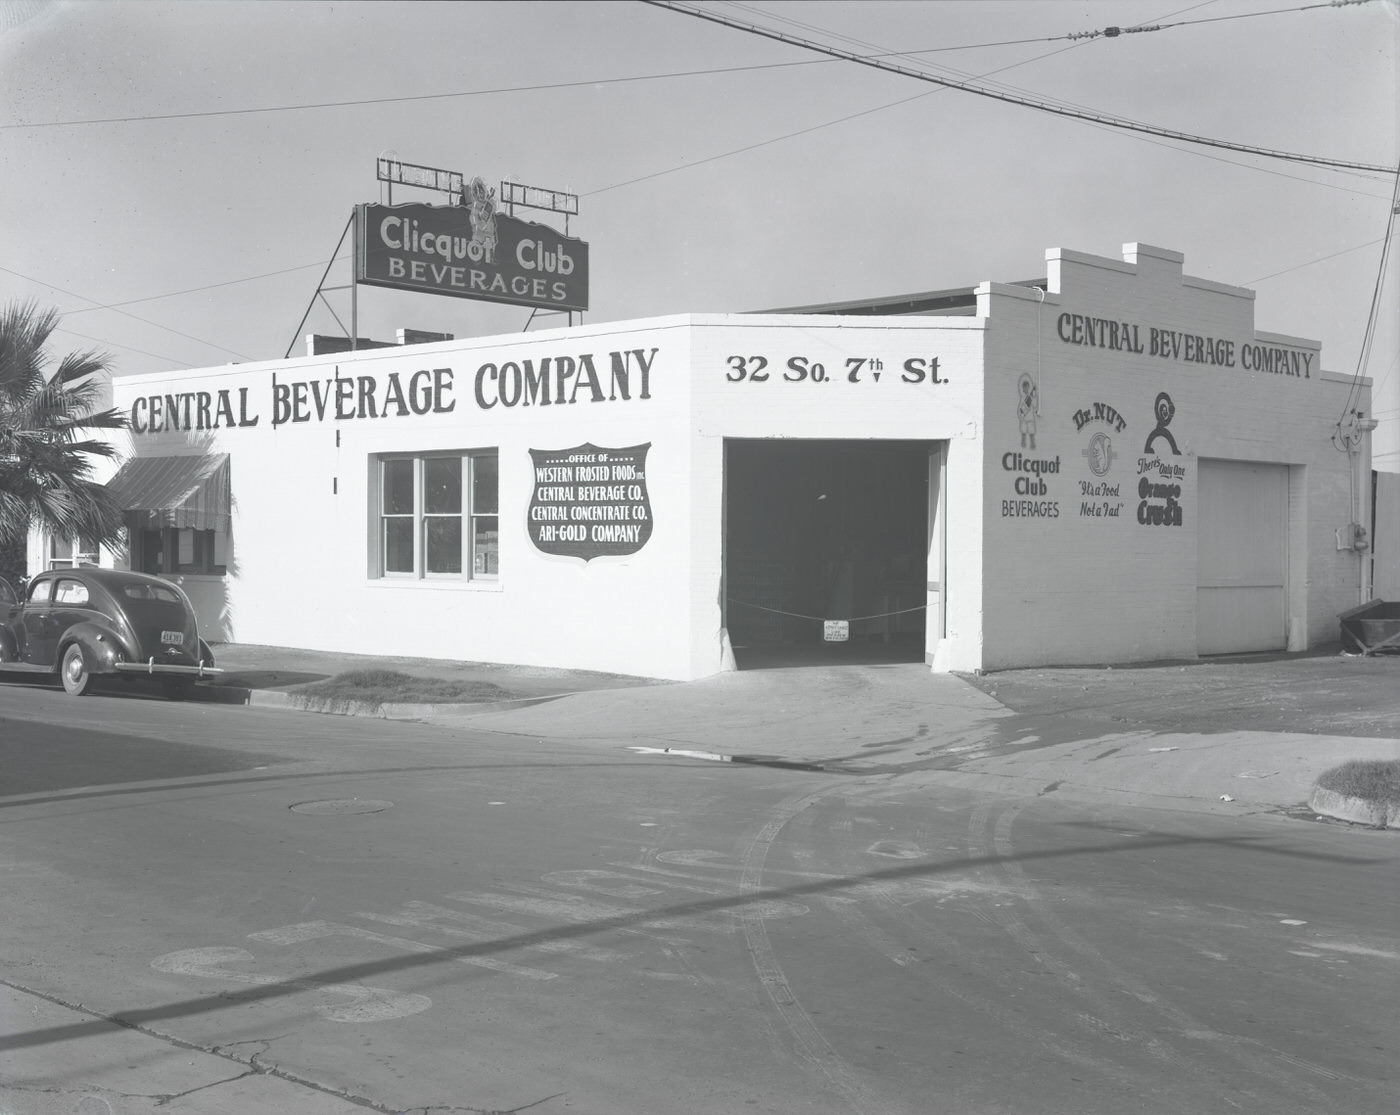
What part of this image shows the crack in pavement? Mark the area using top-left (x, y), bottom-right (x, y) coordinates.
top-left (153, 1069), bottom-right (260, 1104)
top-left (0, 1072), bottom-right (256, 1105)
top-left (4, 977), bottom-right (571, 1114)
top-left (0, 975), bottom-right (391, 1111)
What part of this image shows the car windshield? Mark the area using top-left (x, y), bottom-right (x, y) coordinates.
top-left (121, 583), bottom-right (182, 604)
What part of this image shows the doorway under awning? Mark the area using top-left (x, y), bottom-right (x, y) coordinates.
top-left (105, 454), bottom-right (231, 532)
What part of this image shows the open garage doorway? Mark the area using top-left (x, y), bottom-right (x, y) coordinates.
top-left (723, 439), bottom-right (941, 668)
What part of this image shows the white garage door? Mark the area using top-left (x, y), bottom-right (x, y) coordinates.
top-left (1197, 460), bottom-right (1288, 654)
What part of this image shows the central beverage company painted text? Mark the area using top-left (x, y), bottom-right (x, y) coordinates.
top-left (129, 348), bottom-right (658, 434)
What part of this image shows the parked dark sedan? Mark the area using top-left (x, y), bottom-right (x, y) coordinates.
top-left (0, 567), bottom-right (220, 698)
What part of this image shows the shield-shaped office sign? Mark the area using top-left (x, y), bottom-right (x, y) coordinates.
top-left (527, 442), bottom-right (653, 561)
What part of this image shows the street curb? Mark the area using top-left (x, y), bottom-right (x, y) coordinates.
top-left (1307, 784), bottom-right (1400, 829)
top-left (626, 745), bottom-right (831, 772)
top-left (222, 686), bottom-right (576, 719)
top-left (241, 689), bottom-right (435, 719)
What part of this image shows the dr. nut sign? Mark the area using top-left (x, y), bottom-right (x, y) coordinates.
top-left (528, 443), bottom-right (653, 560)
top-left (357, 202), bottom-right (589, 312)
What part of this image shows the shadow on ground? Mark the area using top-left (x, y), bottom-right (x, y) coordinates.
top-left (734, 638), bottom-right (925, 670)
top-left (213, 669), bottom-right (330, 689)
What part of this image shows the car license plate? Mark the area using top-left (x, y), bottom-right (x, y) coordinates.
top-left (161, 631), bottom-right (184, 646)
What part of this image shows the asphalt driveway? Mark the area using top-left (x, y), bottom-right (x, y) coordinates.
top-left (962, 646), bottom-right (1400, 739)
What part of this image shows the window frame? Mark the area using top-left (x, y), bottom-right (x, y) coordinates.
top-left (53, 578), bottom-right (92, 607)
top-left (47, 531), bottom-right (100, 570)
top-left (129, 522), bottom-right (228, 577)
top-left (374, 450), bottom-right (499, 583)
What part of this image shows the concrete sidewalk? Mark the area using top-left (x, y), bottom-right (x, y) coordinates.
top-left (198, 643), bottom-right (1400, 828)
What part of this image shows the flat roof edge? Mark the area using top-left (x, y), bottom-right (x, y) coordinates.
top-left (759, 279), bottom-right (1044, 317)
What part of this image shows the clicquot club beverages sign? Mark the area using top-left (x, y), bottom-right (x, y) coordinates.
top-left (357, 201), bottom-right (588, 312)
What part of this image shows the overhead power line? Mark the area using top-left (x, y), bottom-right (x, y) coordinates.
top-left (0, 31), bottom-right (1211, 131)
top-left (0, 62), bottom-right (823, 131)
top-left (645, 0), bottom-right (1390, 200)
top-left (52, 324), bottom-right (195, 369)
top-left (0, 2), bottom-right (1363, 132)
top-left (642, 0), bottom-right (1397, 175)
top-left (0, 49), bottom-right (1103, 132)
top-left (1248, 237), bottom-right (1390, 284)
top-left (57, 261), bottom-right (327, 314)
top-left (587, 21), bottom-right (1122, 197)
top-left (0, 264), bottom-right (254, 362)
top-left (716, 0), bottom-right (1359, 49)
top-left (1336, 170), bottom-right (1400, 423)
top-left (1064, 0), bottom-right (1374, 40)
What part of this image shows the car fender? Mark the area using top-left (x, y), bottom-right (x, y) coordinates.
top-left (0, 625), bottom-right (19, 664)
top-left (198, 638), bottom-right (217, 668)
top-left (55, 622), bottom-right (129, 676)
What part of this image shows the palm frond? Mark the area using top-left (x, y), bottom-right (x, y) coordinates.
top-left (0, 300), bottom-right (128, 558)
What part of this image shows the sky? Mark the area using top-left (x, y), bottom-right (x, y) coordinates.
top-left (1, 0), bottom-right (1397, 459)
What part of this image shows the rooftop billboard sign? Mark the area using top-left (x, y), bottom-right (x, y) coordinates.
top-left (356, 197), bottom-right (589, 313)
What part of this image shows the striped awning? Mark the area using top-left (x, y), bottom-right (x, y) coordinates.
top-left (106, 454), bottom-right (230, 532)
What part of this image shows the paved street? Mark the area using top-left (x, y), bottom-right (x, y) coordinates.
top-left (1, 671), bottom-right (1397, 1114)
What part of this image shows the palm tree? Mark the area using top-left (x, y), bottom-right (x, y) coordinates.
top-left (0, 300), bottom-right (129, 585)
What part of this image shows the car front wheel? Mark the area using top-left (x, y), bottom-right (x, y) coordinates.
top-left (60, 644), bottom-right (93, 696)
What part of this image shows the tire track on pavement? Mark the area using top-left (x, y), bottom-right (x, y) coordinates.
top-left (982, 801), bottom-right (1347, 1109)
top-left (738, 783), bottom-right (889, 1115)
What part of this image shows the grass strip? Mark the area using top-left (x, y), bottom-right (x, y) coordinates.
top-left (1315, 759), bottom-right (1400, 809)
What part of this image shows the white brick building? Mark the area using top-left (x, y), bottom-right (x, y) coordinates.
top-left (79, 243), bottom-right (1375, 679)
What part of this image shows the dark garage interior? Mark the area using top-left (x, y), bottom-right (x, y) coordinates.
top-left (724, 438), bottom-right (933, 666)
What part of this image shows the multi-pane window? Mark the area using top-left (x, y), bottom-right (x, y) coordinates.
top-left (424, 456), bottom-right (463, 574)
top-left (377, 451), bottom-right (498, 580)
top-left (48, 533), bottom-right (100, 569)
top-left (133, 527), bottom-right (228, 576)
top-left (381, 459), bottom-right (417, 574)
